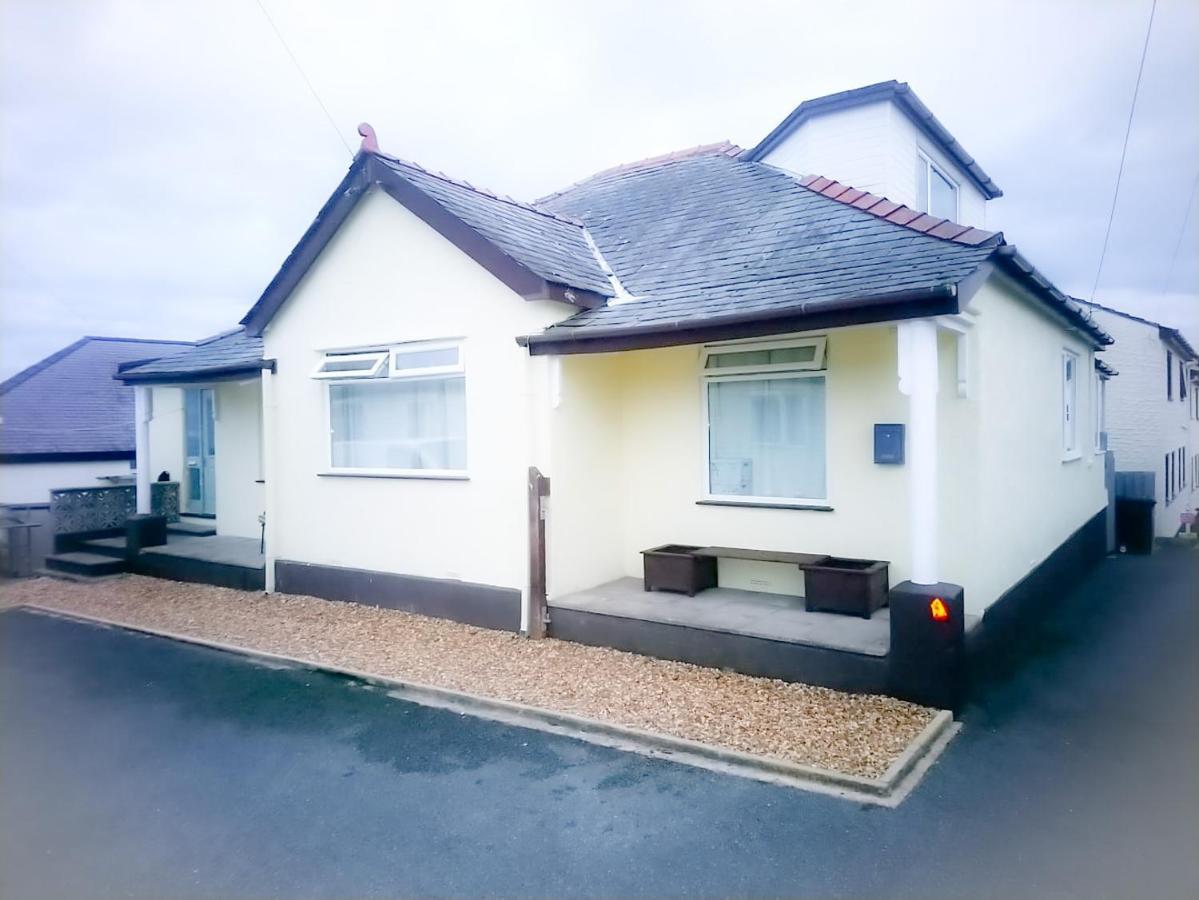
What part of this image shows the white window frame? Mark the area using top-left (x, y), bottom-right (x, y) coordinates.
top-left (916, 150), bottom-right (960, 221)
top-left (1093, 371), bottom-right (1106, 454)
top-left (699, 336), bottom-right (827, 376)
top-left (1062, 349), bottom-right (1079, 461)
top-left (311, 351), bottom-right (388, 380)
top-left (314, 339), bottom-right (468, 479)
top-left (389, 340), bottom-right (465, 380)
top-left (700, 337), bottom-right (829, 506)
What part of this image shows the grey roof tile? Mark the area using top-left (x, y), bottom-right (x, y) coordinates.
top-left (534, 149), bottom-right (995, 335)
top-left (0, 337), bottom-right (193, 456)
top-left (117, 328), bottom-right (264, 381)
top-left (375, 157), bottom-right (613, 296)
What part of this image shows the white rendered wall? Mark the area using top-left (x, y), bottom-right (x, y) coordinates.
top-left (262, 188), bottom-right (570, 600)
top-left (147, 387), bottom-right (185, 486)
top-left (213, 379), bottom-right (264, 539)
top-left (759, 99), bottom-right (988, 227)
top-left (968, 275), bottom-right (1108, 608)
top-left (1086, 307), bottom-right (1198, 536)
top-left (0, 459), bottom-right (134, 505)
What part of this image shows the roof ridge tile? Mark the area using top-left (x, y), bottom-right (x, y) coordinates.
top-left (793, 172), bottom-right (1000, 246)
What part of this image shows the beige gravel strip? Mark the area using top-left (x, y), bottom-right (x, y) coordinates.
top-left (0, 574), bottom-right (936, 779)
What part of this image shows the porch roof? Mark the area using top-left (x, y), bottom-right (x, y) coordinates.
top-left (116, 328), bottom-right (269, 385)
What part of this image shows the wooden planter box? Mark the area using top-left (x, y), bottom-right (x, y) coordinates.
top-left (801, 557), bottom-right (890, 618)
top-left (642, 544), bottom-right (718, 596)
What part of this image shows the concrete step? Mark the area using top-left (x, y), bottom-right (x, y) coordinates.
top-left (44, 552), bottom-right (127, 578)
top-left (167, 519), bottom-right (217, 537)
top-left (79, 537), bottom-right (129, 559)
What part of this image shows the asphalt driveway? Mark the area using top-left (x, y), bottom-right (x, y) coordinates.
top-left (1, 545), bottom-right (1196, 898)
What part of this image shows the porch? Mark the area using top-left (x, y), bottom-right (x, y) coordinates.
top-left (549, 577), bottom-right (900, 694)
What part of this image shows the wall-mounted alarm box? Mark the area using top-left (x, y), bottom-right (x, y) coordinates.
top-left (874, 423), bottom-right (905, 464)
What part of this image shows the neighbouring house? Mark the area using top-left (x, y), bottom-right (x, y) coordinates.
top-left (0, 335), bottom-right (193, 573)
top-left (1076, 299), bottom-right (1198, 537)
top-left (114, 81), bottom-right (1118, 706)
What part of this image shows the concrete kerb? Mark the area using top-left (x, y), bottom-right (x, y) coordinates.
top-left (19, 604), bottom-right (958, 807)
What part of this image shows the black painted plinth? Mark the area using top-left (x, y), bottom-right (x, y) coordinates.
top-left (125, 514), bottom-right (167, 561)
top-left (888, 581), bottom-right (965, 710)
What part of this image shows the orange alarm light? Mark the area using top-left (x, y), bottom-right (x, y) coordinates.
top-left (929, 597), bottom-right (950, 622)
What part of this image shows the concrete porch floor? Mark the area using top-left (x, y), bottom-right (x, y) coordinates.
top-left (550, 577), bottom-right (892, 656)
top-left (139, 535), bottom-right (264, 569)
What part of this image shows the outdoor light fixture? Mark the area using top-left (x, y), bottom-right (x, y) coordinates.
top-left (929, 597), bottom-right (950, 622)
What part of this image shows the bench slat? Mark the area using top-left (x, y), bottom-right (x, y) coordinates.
top-left (693, 546), bottom-right (827, 567)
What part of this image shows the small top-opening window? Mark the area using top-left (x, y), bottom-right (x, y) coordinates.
top-left (702, 337), bottom-right (827, 375)
top-left (916, 152), bottom-right (958, 221)
top-left (312, 351), bottom-right (387, 379)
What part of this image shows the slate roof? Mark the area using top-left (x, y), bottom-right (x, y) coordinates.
top-left (117, 328), bottom-right (266, 383)
top-left (743, 81), bottom-right (1003, 199)
top-left (1075, 298), bottom-right (1197, 361)
top-left (531, 147), bottom-right (997, 340)
top-left (374, 156), bottom-right (613, 296)
top-left (0, 337), bottom-right (193, 458)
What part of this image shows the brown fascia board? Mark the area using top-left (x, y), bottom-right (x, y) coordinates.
top-left (519, 285), bottom-right (959, 356)
top-left (992, 246), bottom-right (1112, 348)
top-left (241, 153), bottom-right (605, 337)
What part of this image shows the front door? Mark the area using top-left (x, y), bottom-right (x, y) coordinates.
top-left (184, 388), bottom-right (216, 516)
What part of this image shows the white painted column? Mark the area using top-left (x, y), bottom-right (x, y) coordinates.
top-left (134, 385), bottom-right (152, 514)
top-left (261, 369), bottom-right (278, 593)
top-left (897, 319), bottom-right (939, 585)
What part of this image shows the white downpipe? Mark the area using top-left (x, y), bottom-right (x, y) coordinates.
top-left (898, 319), bottom-right (939, 585)
top-left (134, 385), bottom-right (152, 515)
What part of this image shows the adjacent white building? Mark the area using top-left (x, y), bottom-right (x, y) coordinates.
top-left (1079, 300), bottom-right (1198, 537)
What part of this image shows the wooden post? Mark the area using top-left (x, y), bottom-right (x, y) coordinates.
top-left (526, 466), bottom-right (550, 638)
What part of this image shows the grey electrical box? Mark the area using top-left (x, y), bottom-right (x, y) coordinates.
top-left (874, 424), bottom-right (905, 464)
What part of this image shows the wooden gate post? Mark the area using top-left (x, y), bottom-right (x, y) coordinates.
top-left (526, 466), bottom-right (550, 638)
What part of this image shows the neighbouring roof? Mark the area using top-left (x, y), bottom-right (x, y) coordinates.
top-left (1075, 298), bottom-right (1198, 361)
top-left (117, 328), bottom-right (267, 384)
top-left (525, 146), bottom-right (1107, 353)
top-left (0, 336), bottom-right (193, 459)
top-left (743, 81), bottom-right (1003, 200)
top-left (240, 151), bottom-right (613, 335)
top-left (1095, 358), bottom-right (1119, 378)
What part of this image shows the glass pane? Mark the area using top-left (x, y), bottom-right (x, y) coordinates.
top-left (392, 346), bottom-right (459, 371)
top-left (320, 354), bottom-right (382, 374)
top-left (330, 376), bottom-right (466, 470)
top-left (707, 376), bottom-right (826, 499)
top-left (705, 345), bottom-right (816, 369)
top-left (705, 349), bottom-right (770, 369)
top-left (930, 166), bottom-right (957, 220)
top-left (916, 158), bottom-right (930, 213)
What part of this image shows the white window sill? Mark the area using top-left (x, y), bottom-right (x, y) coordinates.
top-left (318, 469), bottom-right (469, 481)
top-left (1061, 452), bottom-right (1082, 464)
top-left (697, 498), bottom-right (834, 512)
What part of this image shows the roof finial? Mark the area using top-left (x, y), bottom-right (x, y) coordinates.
top-left (357, 122), bottom-right (379, 153)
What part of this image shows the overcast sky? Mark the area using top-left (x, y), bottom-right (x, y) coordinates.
top-left (2, 0), bottom-right (1197, 377)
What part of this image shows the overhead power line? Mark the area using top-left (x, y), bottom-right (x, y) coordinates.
top-left (253, 0), bottom-right (354, 158)
top-left (1088, 0), bottom-right (1158, 303)
top-left (1162, 170), bottom-right (1199, 295)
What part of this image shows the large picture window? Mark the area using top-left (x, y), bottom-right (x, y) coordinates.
top-left (702, 338), bottom-right (827, 504)
top-left (316, 340), bottom-right (466, 475)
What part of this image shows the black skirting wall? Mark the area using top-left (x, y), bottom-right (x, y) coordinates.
top-left (548, 607), bottom-right (889, 695)
top-left (965, 507), bottom-right (1108, 688)
top-left (274, 560), bottom-right (522, 633)
top-left (133, 553), bottom-right (265, 592)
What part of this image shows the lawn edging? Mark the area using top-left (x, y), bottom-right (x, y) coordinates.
top-left (19, 603), bottom-right (958, 806)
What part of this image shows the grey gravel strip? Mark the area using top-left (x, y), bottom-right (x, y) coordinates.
top-left (19, 604), bottom-right (957, 806)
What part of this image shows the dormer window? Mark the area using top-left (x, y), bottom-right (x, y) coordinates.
top-left (916, 152), bottom-right (958, 221)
